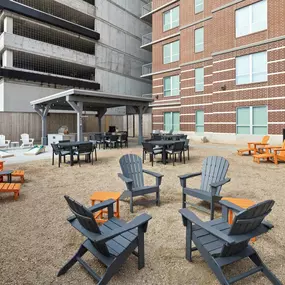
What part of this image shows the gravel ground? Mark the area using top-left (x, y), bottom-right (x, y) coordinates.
top-left (0, 143), bottom-right (284, 285)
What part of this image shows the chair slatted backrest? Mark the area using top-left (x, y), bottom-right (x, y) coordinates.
top-left (64, 196), bottom-right (110, 256)
top-left (172, 141), bottom-right (185, 152)
top-left (21, 133), bottom-right (29, 143)
top-left (142, 142), bottom-right (154, 153)
top-left (78, 142), bottom-right (93, 153)
top-left (0, 135), bottom-right (5, 144)
top-left (200, 156), bottom-right (229, 194)
top-left (119, 154), bottom-right (144, 189)
top-left (261, 135), bottom-right (270, 144)
top-left (220, 200), bottom-right (274, 257)
top-left (51, 143), bottom-right (60, 155)
top-left (152, 134), bottom-right (162, 141)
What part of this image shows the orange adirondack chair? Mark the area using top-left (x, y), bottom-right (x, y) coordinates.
top-left (253, 140), bottom-right (285, 164)
top-left (237, 135), bottom-right (270, 156)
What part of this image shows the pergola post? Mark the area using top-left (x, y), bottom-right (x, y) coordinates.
top-left (97, 108), bottom-right (107, 133)
top-left (34, 104), bottom-right (50, 145)
top-left (67, 101), bottom-right (83, 141)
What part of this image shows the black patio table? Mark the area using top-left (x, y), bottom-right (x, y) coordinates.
top-left (58, 141), bottom-right (91, 166)
top-left (148, 140), bottom-right (182, 164)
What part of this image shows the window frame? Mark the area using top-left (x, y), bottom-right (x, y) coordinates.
top-left (195, 67), bottom-right (204, 92)
top-left (236, 106), bottom-right (268, 135)
top-left (235, 0), bottom-right (267, 38)
top-left (163, 40), bottom-right (180, 64)
top-left (163, 6), bottom-right (180, 32)
top-left (195, 110), bottom-right (205, 134)
top-left (236, 51), bottom-right (268, 85)
top-left (195, 27), bottom-right (204, 53)
top-left (164, 112), bottom-right (180, 132)
top-left (163, 75), bottom-right (180, 97)
top-left (195, 0), bottom-right (204, 14)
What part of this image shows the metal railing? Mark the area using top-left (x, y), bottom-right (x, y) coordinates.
top-left (142, 93), bottom-right (152, 98)
top-left (142, 63), bottom-right (152, 76)
top-left (142, 32), bottom-right (152, 46)
top-left (141, 1), bottom-right (152, 17)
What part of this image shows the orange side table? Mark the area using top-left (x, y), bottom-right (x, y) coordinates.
top-left (222, 197), bottom-right (256, 242)
top-left (90, 191), bottom-right (121, 224)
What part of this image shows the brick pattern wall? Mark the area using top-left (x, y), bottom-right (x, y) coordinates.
top-left (151, 0), bottom-right (285, 135)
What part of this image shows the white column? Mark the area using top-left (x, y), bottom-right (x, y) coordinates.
top-left (2, 50), bottom-right (13, 67)
top-left (4, 17), bottom-right (13, 33)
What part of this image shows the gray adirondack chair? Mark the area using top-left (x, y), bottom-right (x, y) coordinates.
top-left (118, 154), bottom-right (163, 213)
top-left (58, 196), bottom-right (152, 284)
top-left (179, 200), bottom-right (282, 285)
top-left (179, 156), bottom-right (230, 220)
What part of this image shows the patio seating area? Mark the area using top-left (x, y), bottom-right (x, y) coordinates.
top-left (0, 141), bottom-right (284, 284)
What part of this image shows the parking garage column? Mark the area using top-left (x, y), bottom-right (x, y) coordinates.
top-left (4, 16), bottom-right (13, 33)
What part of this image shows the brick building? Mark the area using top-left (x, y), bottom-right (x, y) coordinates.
top-left (141, 0), bottom-right (285, 143)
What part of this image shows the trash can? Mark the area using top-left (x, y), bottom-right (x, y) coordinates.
top-left (41, 136), bottom-right (48, 146)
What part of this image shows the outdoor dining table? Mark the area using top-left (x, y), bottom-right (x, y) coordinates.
top-left (58, 141), bottom-right (92, 166)
top-left (148, 140), bottom-right (182, 164)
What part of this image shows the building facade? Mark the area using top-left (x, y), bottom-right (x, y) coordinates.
top-left (0, 0), bottom-right (152, 114)
top-left (143, 0), bottom-right (285, 143)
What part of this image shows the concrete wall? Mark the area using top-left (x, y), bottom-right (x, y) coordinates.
top-left (0, 79), bottom-right (4, 112)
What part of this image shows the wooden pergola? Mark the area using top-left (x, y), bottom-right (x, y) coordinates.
top-left (30, 89), bottom-right (152, 145)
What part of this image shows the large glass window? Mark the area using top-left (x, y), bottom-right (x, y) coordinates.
top-left (195, 68), bottom-right (204, 92)
top-left (164, 75), bottom-right (180, 96)
top-left (163, 6), bottom-right (179, 31)
top-left (195, 27), bottom-right (204, 53)
top-left (195, 0), bottom-right (204, 14)
top-left (236, 0), bottom-right (267, 37)
top-left (164, 112), bottom-right (180, 132)
top-left (236, 106), bottom-right (268, 135)
top-left (163, 41), bottom-right (180, 64)
top-left (236, 51), bottom-right (267, 85)
top-left (195, 110), bottom-right (204, 133)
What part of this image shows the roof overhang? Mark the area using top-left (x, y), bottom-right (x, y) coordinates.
top-left (30, 89), bottom-right (153, 112)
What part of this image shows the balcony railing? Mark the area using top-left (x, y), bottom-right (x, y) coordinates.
top-left (142, 93), bottom-right (152, 98)
top-left (142, 32), bottom-right (152, 46)
top-left (141, 1), bottom-right (152, 17)
top-left (142, 63), bottom-right (152, 76)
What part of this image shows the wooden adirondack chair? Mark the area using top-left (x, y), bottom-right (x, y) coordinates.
top-left (179, 156), bottom-right (230, 220)
top-left (118, 154), bottom-right (163, 213)
top-left (20, 133), bottom-right (34, 148)
top-left (179, 200), bottom-right (282, 285)
top-left (253, 140), bottom-right (285, 164)
top-left (237, 135), bottom-right (270, 156)
top-left (58, 196), bottom-right (152, 284)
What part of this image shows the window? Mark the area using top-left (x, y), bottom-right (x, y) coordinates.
top-left (163, 6), bottom-right (179, 31)
top-left (195, 27), bottom-right (204, 53)
top-left (195, 68), bottom-right (204, 92)
top-left (163, 41), bottom-right (180, 64)
top-left (164, 112), bottom-right (180, 132)
top-left (236, 51), bottom-right (267, 84)
top-left (195, 0), bottom-right (204, 14)
top-left (236, 0), bottom-right (267, 37)
top-left (195, 110), bottom-right (204, 133)
top-left (164, 75), bottom-right (180, 96)
top-left (236, 106), bottom-right (268, 135)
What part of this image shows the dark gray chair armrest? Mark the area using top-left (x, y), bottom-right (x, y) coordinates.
top-left (95, 213), bottom-right (152, 243)
top-left (67, 199), bottom-right (116, 222)
top-left (143, 169), bottom-right (163, 186)
top-left (210, 178), bottom-right (231, 188)
top-left (178, 172), bottom-right (202, 188)
top-left (118, 173), bottom-right (133, 191)
top-left (179, 208), bottom-right (236, 245)
top-left (262, 220), bottom-right (274, 229)
top-left (219, 199), bottom-right (244, 213)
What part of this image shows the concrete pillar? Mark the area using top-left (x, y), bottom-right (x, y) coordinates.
top-left (138, 107), bottom-right (143, 145)
top-left (133, 114), bottom-right (135, 137)
top-left (4, 17), bottom-right (13, 33)
top-left (2, 50), bottom-right (13, 67)
top-left (77, 102), bottom-right (83, 141)
top-left (97, 108), bottom-right (107, 133)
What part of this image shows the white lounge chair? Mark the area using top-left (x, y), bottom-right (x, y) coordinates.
top-left (0, 134), bottom-right (10, 149)
top-left (20, 133), bottom-right (34, 148)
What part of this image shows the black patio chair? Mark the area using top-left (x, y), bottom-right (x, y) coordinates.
top-left (51, 143), bottom-right (71, 167)
top-left (142, 142), bottom-right (163, 166)
top-left (58, 196), bottom-right (152, 284)
top-left (118, 133), bottom-right (128, 148)
top-left (166, 141), bottom-right (185, 166)
top-left (152, 134), bottom-right (162, 141)
top-left (179, 200), bottom-right (282, 285)
top-left (184, 139), bottom-right (190, 160)
top-left (74, 143), bottom-right (93, 166)
top-left (94, 133), bottom-right (105, 149)
top-left (105, 135), bottom-right (119, 148)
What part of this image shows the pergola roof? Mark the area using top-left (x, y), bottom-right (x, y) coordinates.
top-left (30, 89), bottom-right (152, 112)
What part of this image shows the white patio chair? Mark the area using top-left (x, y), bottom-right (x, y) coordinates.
top-left (20, 133), bottom-right (34, 148)
top-left (0, 135), bottom-right (10, 148)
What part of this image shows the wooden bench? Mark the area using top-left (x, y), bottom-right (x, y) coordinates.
top-left (0, 183), bottom-right (21, 200)
top-left (12, 170), bottom-right (25, 183)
